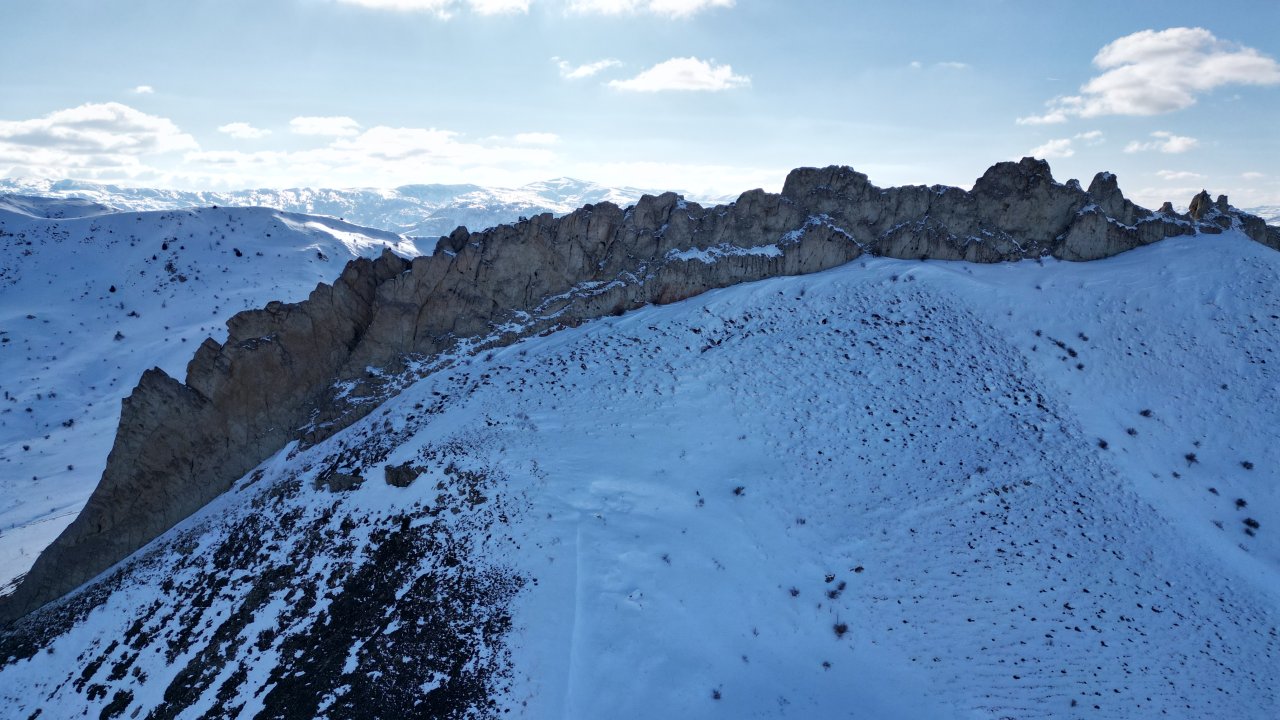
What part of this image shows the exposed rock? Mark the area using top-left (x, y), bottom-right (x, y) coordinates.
top-left (1189, 190), bottom-right (1215, 220)
top-left (3, 158), bottom-right (1276, 624)
top-left (385, 462), bottom-right (424, 488)
top-left (317, 472), bottom-right (365, 493)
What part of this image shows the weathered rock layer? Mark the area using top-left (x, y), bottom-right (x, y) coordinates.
top-left (3, 158), bottom-right (1276, 623)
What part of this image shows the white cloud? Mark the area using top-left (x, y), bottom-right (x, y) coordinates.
top-left (181, 124), bottom-right (559, 188)
top-left (335, 0), bottom-right (730, 16)
top-left (1123, 130), bottom-right (1198, 154)
top-left (910, 60), bottom-right (969, 71)
top-left (514, 132), bottom-right (560, 145)
top-left (289, 116), bottom-right (362, 137)
top-left (575, 159), bottom-right (780, 198)
top-left (333, 0), bottom-right (454, 13)
top-left (132, 85), bottom-right (154, 95)
top-left (1156, 170), bottom-right (1205, 180)
top-left (0, 102), bottom-right (196, 156)
top-left (1018, 27), bottom-right (1280, 124)
top-left (0, 103), bottom-right (197, 182)
top-left (1028, 138), bottom-right (1075, 159)
top-left (1242, 171), bottom-right (1265, 180)
top-left (567, 0), bottom-right (734, 17)
top-left (0, 103), bottom-right (568, 189)
top-left (555, 57), bottom-right (623, 79)
top-left (1026, 130), bottom-right (1103, 160)
top-left (217, 122), bottom-right (272, 140)
top-left (608, 57), bottom-right (749, 92)
top-left (466, 0), bottom-right (530, 13)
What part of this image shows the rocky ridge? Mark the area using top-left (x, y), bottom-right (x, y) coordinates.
top-left (2, 157), bottom-right (1276, 624)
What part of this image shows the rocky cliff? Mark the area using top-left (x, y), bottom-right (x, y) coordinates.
top-left (2, 158), bottom-right (1276, 624)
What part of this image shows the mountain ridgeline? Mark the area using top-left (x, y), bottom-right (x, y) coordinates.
top-left (2, 158), bottom-right (1276, 624)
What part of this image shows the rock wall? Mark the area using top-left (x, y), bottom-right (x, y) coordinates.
top-left (2, 158), bottom-right (1275, 624)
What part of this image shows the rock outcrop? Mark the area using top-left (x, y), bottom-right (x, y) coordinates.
top-left (2, 158), bottom-right (1275, 624)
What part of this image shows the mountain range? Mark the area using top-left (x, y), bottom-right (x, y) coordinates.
top-left (0, 178), bottom-right (674, 239)
top-left (0, 160), bottom-right (1277, 718)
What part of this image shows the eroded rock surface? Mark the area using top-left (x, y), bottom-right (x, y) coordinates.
top-left (2, 158), bottom-right (1275, 623)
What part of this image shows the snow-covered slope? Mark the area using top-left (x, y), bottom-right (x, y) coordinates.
top-left (0, 194), bottom-right (116, 220)
top-left (0, 230), bottom-right (1274, 718)
top-left (0, 178), bottom-right (661, 238)
top-left (0, 206), bottom-right (423, 592)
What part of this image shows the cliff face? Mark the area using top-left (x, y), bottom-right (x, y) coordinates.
top-left (2, 158), bottom-right (1274, 624)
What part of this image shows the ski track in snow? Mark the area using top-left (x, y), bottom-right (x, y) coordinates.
top-left (0, 230), bottom-right (1277, 718)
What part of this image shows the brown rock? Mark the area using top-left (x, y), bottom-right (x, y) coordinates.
top-left (385, 463), bottom-right (424, 488)
top-left (1189, 190), bottom-right (1215, 220)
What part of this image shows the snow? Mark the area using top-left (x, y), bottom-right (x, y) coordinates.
top-left (665, 243), bottom-right (782, 263)
top-left (0, 177), bottom-right (682, 239)
top-left (1245, 205), bottom-right (1280, 225)
top-left (0, 228), bottom-right (1275, 718)
top-left (0, 206), bottom-right (423, 590)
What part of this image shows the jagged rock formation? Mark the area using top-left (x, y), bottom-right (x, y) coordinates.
top-left (2, 158), bottom-right (1276, 624)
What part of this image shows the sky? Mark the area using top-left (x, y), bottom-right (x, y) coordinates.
top-left (1, 0), bottom-right (1278, 207)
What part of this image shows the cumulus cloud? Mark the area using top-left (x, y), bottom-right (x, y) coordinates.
top-left (1026, 130), bottom-right (1104, 159)
top-left (1123, 131), bottom-right (1198, 154)
top-left (1029, 138), bottom-right (1075, 159)
top-left (609, 57), bottom-right (749, 92)
top-left (0, 103), bottom-right (197, 182)
top-left (567, 0), bottom-right (733, 17)
top-left (0, 101), bottom-right (570, 188)
top-left (555, 57), bottom-right (623, 79)
top-left (132, 85), bottom-right (154, 95)
top-left (0, 102), bottom-right (196, 156)
top-left (1156, 170), bottom-right (1205, 180)
top-left (217, 122), bottom-right (271, 140)
top-left (1018, 27), bottom-right (1280, 124)
top-left (289, 116), bottom-right (362, 137)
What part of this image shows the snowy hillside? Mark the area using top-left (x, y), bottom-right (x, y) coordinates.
top-left (0, 204), bottom-right (422, 593)
top-left (0, 230), bottom-right (1275, 718)
top-left (0, 178), bottom-right (660, 238)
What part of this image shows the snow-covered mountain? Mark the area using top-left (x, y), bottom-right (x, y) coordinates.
top-left (0, 227), bottom-right (1276, 717)
top-left (1247, 205), bottom-right (1280, 225)
top-left (0, 178), bottom-right (661, 238)
top-left (0, 200), bottom-right (423, 592)
top-left (2, 159), bottom-right (1278, 718)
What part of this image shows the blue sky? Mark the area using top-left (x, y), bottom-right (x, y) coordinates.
top-left (2, 0), bottom-right (1278, 207)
